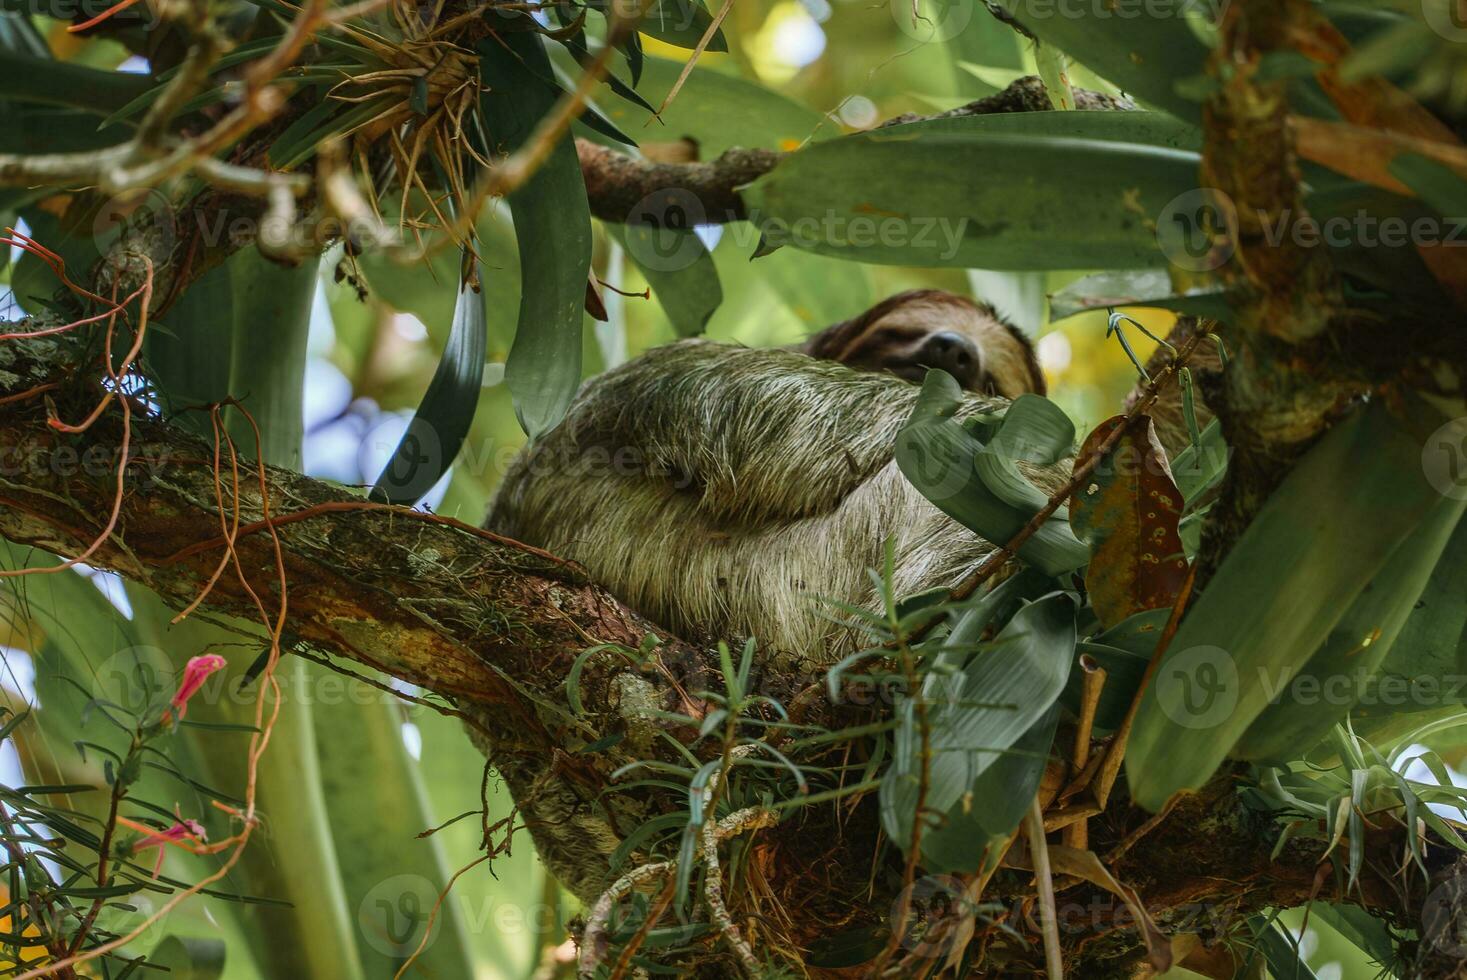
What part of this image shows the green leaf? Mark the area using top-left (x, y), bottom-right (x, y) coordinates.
top-left (1373, 512), bottom-right (1467, 708)
top-left (1235, 496), bottom-right (1466, 760)
top-left (1305, 902), bottom-right (1397, 967)
top-left (480, 32), bottom-right (593, 438)
top-left (968, 269), bottom-right (1047, 337)
top-left (10, 205), bottom-right (101, 314)
top-left (1390, 152), bottom-right (1467, 218)
top-left (1127, 399), bottom-right (1459, 810)
top-left (610, 224), bottom-right (722, 336)
top-left (0, 10), bottom-right (47, 58)
top-left (880, 592), bottom-right (1075, 847)
top-left (224, 248), bottom-right (317, 466)
top-left (990, 0), bottom-right (1210, 120)
top-left (895, 373), bottom-right (1088, 576)
top-left (1251, 917), bottom-right (1321, 980)
top-left (149, 935), bottom-right (227, 980)
top-left (1048, 268), bottom-right (1233, 322)
top-left (371, 253), bottom-right (487, 504)
top-left (743, 127), bottom-right (1201, 270)
top-left (640, 0), bottom-right (728, 52)
top-left (919, 703), bottom-right (1059, 873)
top-left (585, 55), bottom-right (825, 155)
top-left (0, 50), bottom-right (152, 114)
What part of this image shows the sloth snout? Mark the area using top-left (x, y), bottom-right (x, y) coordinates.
top-left (916, 330), bottom-right (982, 389)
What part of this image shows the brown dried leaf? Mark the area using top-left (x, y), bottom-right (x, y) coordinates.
top-left (1069, 416), bottom-right (1189, 629)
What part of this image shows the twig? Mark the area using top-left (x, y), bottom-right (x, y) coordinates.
top-left (392, 853), bottom-right (492, 980)
top-left (1093, 562), bottom-right (1199, 809)
top-left (1025, 799), bottom-right (1063, 980)
top-left (700, 767), bottom-right (768, 977)
top-left (577, 802), bottom-right (776, 980)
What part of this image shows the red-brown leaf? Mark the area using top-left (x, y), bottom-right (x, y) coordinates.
top-left (1069, 415), bottom-right (1189, 629)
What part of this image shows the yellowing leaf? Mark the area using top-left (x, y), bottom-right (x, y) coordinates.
top-left (1070, 416), bottom-right (1189, 629)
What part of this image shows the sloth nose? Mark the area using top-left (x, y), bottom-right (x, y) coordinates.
top-left (917, 331), bottom-right (981, 388)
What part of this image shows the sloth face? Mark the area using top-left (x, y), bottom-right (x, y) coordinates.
top-left (800, 289), bottom-right (1046, 399)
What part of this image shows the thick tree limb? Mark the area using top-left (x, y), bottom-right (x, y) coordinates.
top-left (0, 332), bottom-right (722, 898)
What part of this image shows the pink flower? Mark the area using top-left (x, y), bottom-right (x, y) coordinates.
top-left (123, 817), bottom-right (207, 877)
top-left (134, 819), bottom-right (206, 849)
top-left (170, 654), bottom-right (226, 719)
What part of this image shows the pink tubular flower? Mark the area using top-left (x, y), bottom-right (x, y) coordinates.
top-left (121, 816), bottom-right (207, 876)
top-left (169, 653), bottom-right (226, 720)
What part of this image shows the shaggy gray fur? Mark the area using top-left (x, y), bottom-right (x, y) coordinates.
top-left (488, 340), bottom-right (1071, 672)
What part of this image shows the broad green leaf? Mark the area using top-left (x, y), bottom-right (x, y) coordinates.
top-left (1390, 152), bottom-right (1467, 218)
top-left (310, 676), bottom-right (479, 979)
top-left (0, 10), bottom-right (47, 57)
top-left (1048, 269), bottom-right (1233, 322)
top-left (990, 0), bottom-right (1210, 120)
top-left (590, 55), bottom-right (825, 155)
top-left (1373, 512), bottom-right (1467, 708)
top-left (919, 703), bottom-right (1058, 873)
top-left (149, 262), bottom-right (236, 432)
top-left (968, 269), bottom-right (1047, 337)
top-left (883, 106), bottom-right (1202, 149)
top-left (0, 50), bottom-right (152, 114)
top-left (743, 129), bottom-right (1201, 270)
top-left (1251, 918), bottom-right (1322, 980)
top-left (224, 248), bottom-right (316, 466)
top-left (610, 224), bottom-right (722, 337)
top-left (1127, 399), bottom-right (1458, 811)
top-left (480, 32), bottom-right (593, 438)
top-left (641, 0), bottom-right (727, 52)
top-left (896, 373), bottom-right (1088, 576)
top-left (150, 935), bottom-right (227, 980)
top-left (412, 708), bottom-right (553, 976)
top-left (1305, 902), bottom-right (1397, 967)
top-left (881, 592), bottom-right (1075, 846)
top-left (371, 253), bottom-right (487, 504)
top-left (1235, 496), bottom-right (1466, 761)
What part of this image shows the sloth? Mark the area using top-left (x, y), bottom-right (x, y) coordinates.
top-left (795, 288), bottom-right (1046, 399)
top-left (483, 292), bottom-right (1213, 902)
top-left (486, 289), bottom-right (1057, 674)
